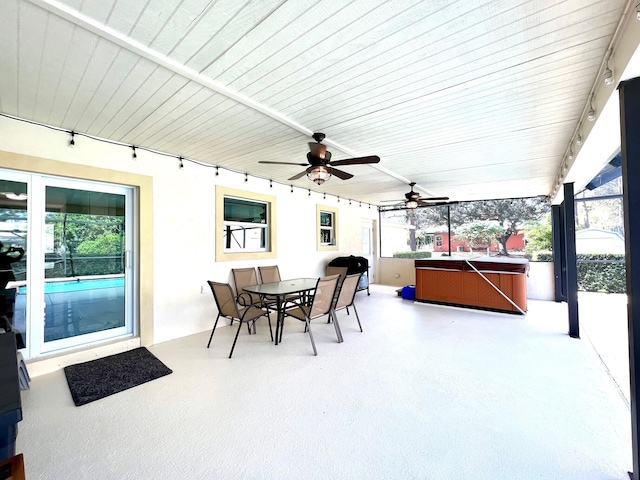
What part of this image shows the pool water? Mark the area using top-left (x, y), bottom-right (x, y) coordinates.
top-left (18, 276), bottom-right (124, 294)
top-left (13, 276), bottom-right (126, 343)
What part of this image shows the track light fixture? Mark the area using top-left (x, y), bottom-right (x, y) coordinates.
top-left (69, 131), bottom-right (75, 148)
top-left (604, 65), bottom-right (614, 86)
top-left (576, 131), bottom-right (582, 146)
top-left (587, 96), bottom-right (596, 121)
top-left (245, 173), bottom-right (248, 182)
top-left (131, 146), bottom-right (137, 160)
top-left (215, 166), bottom-right (219, 176)
top-left (179, 157), bottom-right (184, 169)
top-left (568, 149), bottom-right (574, 161)
top-left (269, 179), bottom-right (272, 188)
top-left (636, 2), bottom-right (640, 20)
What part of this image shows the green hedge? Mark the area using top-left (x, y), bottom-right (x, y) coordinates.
top-left (537, 252), bottom-right (553, 262)
top-left (392, 251), bottom-right (432, 259)
top-left (576, 254), bottom-right (626, 294)
top-left (533, 252), bottom-right (625, 293)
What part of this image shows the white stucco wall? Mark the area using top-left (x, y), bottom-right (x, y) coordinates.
top-left (0, 116), bottom-right (377, 346)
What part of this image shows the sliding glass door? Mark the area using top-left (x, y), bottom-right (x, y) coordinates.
top-left (0, 169), bottom-right (136, 359)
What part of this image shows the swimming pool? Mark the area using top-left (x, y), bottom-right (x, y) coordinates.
top-left (18, 276), bottom-right (124, 294)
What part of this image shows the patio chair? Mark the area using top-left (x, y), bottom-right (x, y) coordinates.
top-left (285, 274), bottom-right (342, 355)
top-left (332, 273), bottom-right (363, 333)
top-left (206, 281), bottom-right (272, 358)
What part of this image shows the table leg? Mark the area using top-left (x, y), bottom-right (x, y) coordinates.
top-left (275, 296), bottom-right (283, 346)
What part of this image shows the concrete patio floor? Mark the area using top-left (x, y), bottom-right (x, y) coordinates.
top-left (579, 291), bottom-right (630, 407)
top-left (15, 285), bottom-right (633, 479)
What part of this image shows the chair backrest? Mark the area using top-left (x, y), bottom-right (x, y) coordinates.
top-left (231, 267), bottom-right (259, 299)
top-left (335, 273), bottom-right (362, 310)
top-left (326, 265), bottom-right (348, 301)
top-left (309, 274), bottom-right (340, 318)
top-left (208, 281), bottom-right (240, 319)
top-left (258, 265), bottom-right (281, 284)
top-left (326, 265), bottom-right (348, 280)
top-left (231, 267), bottom-right (262, 305)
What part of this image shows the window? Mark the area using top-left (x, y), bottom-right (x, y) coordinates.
top-left (216, 186), bottom-right (276, 261)
top-left (317, 205), bottom-right (338, 250)
top-left (435, 235), bottom-right (443, 247)
top-left (320, 211), bottom-right (334, 245)
top-left (223, 196), bottom-right (268, 252)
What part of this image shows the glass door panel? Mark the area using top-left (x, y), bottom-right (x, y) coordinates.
top-left (41, 182), bottom-right (132, 352)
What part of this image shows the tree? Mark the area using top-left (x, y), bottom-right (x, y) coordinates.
top-left (523, 214), bottom-right (552, 254)
top-left (453, 221), bottom-right (504, 254)
top-left (450, 198), bottom-right (548, 255)
top-left (76, 233), bottom-right (122, 255)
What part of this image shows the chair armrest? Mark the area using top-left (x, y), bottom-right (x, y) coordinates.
top-left (236, 292), bottom-right (253, 307)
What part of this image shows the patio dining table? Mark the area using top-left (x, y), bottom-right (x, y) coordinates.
top-left (243, 278), bottom-right (318, 345)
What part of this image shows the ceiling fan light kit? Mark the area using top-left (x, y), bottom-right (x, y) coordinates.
top-left (307, 165), bottom-right (331, 185)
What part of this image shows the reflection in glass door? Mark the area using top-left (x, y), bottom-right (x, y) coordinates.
top-left (0, 177), bottom-right (28, 350)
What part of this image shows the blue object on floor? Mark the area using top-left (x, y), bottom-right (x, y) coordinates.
top-left (401, 285), bottom-right (415, 300)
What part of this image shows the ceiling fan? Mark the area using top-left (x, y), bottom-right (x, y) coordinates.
top-left (381, 182), bottom-right (449, 209)
top-left (258, 132), bottom-right (380, 185)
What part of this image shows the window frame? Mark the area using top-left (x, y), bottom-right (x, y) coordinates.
top-left (216, 186), bottom-right (277, 261)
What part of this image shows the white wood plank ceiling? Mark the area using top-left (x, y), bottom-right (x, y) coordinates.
top-left (0, 0), bottom-right (631, 205)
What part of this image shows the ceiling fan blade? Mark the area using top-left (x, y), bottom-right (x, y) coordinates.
top-left (421, 196), bottom-right (450, 202)
top-left (417, 198), bottom-right (450, 206)
top-left (328, 155), bottom-right (380, 166)
top-left (259, 161), bottom-right (308, 166)
top-left (327, 166), bottom-right (353, 180)
top-left (287, 170), bottom-right (308, 181)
